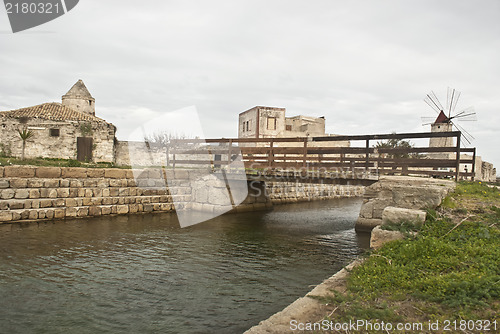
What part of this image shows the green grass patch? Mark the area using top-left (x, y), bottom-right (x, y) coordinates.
top-left (310, 181), bottom-right (500, 327)
top-left (0, 156), bottom-right (130, 168)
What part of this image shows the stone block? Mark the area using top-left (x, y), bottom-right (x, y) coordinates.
top-left (101, 206), bottom-right (112, 215)
top-left (10, 179), bottom-right (28, 188)
top-left (65, 198), bottom-right (77, 207)
top-left (102, 189), bottom-right (110, 197)
top-left (68, 188), bottom-right (78, 197)
top-left (0, 166), bottom-right (3, 177)
top-left (65, 207), bottom-right (77, 217)
top-left (35, 167), bottom-right (61, 178)
top-left (159, 203), bottom-right (172, 211)
top-left (14, 189), bottom-right (29, 199)
top-left (54, 198), bottom-right (65, 207)
top-left (28, 179), bottom-right (44, 188)
top-left (54, 209), bottom-right (65, 219)
top-left (8, 200), bottom-right (24, 209)
top-left (370, 226), bottom-right (405, 249)
top-left (0, 211), bottom-right (13, 222)
top-left (85, 189), bottom-right (93, 197)
top-left (4, 166), bottom-right (35, 178)
top-left (77, 189), bottom-right (85, 197)
top-left (104, 169), bottom-right (128, 179)
top-left (86, 169), bottom-right (105, 178)
top-left (143, 204), bottom-right (154, 212)
top-left (40, 199), bottom-right (53, 208)
top-left (128, 204), bottom-right (139, 213)
top-left (0, 180), bottom-right (9, 188)
top-left (29, 189), bottom-right (40, 199)
top-left (70, 180), bottom-right (83, 188)
top-left (61, 167), bottom-right (87, 179)
top-left (77, 207), bottom-right (89, 217)
top-left (97, 179), bottom-right (109, 188)
top-left (88, 206), bottom-right (102, 216)
top-left (60, 179), bottom-right (70, 187)
top-left (355, 217), bottom-right (382, 233)
top-left (28, 210), bottom-right (38, 220)
top-left (382, 207), bottom-right (427, 225)
top-left (38, 210), bottom-right (46, 219)
top-left (0, 201), bottom-right (8, 210)
top-left (57, 188), bottom-right (70, 198)
top-left (45, 209), bottom-right (55, 219)
top-left (83, 179), bottom-right (98, 187)
top-left (44, 179), bottom-right (60, 188)
top-left (116, 205), bottom-right (129, 214)
top-left (118, 188), bottom-right (129, 196)
top-left (30, 200), bottom-right (40, 209)
top-left (20, 210), bottom-right (30, 220)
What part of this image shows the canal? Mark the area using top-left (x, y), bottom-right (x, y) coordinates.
top-left (0, 198), bottom-right (367, 334)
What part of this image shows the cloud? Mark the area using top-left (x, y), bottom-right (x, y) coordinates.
top-left (0, 0), bottom-right (499, 172)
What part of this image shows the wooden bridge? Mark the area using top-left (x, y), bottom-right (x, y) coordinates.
top-left (168, 131), bottom-right (476, 183)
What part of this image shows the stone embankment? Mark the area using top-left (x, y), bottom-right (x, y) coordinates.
top-left (0, 166), bottom-right (366, 224)
top-left (0, 166), bottom-right (185, 223)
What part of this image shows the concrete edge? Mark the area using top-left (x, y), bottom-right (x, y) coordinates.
top-left (244, 258), bottom-right (365, 334)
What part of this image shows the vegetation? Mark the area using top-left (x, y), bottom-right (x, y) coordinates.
top-left (17, 127), bottom-right (34, 160)
top-left (310, 182), bottom-right (500, 332)
top-left (375, 135), bottom-right (419, 159)
top-left (0, 156), bottom-right (128, 168)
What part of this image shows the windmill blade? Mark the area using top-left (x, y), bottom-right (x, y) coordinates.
top-left (451, 107), bottom-right (477, 122)
top-left (447, 88), bottom-right (459, 118)
top-left (452, 121), bottom-right (474, 145)
top-left (421, 116), bottom-right (436, 124)
top-left (424, 91), bottom-right (443, 113)
top-left (451, 91), bottom-right (461, 115)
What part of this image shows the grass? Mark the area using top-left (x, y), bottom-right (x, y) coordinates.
top-left (309, 181), bottom-right (500, 332)
top-left (0, 156), bottom-right (129, 168)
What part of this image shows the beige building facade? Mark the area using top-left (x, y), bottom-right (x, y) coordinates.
top-left (0, 80), bottom-right (116, 162)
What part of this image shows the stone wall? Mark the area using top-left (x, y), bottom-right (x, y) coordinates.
top-left (1, 165), bottom-right (366, 224)
top-left (0, 166), bottom-right (185, 223)
top-left (0, 117), bottom-right (115, 162)
top-left (266, 181), bottom-right (365, 204)
top-left (356, 176), bottom-right (456, 232)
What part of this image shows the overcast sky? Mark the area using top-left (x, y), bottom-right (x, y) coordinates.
top-left (0, 0), bottom-right (499, 172)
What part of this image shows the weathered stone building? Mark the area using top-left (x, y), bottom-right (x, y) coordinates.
top-left (0, 80), bottom-right (116, 162)
top-left (238, 106), bottom-right (326, 139)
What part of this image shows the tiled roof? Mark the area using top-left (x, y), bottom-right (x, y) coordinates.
top-left (0, 102), bottom-right (109, 123)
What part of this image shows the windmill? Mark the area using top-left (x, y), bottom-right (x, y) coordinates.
top-left (422, 88), bottom-right (477, 146)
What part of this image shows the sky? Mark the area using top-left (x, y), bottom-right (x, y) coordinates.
top-left (0, 0), bottom-right (499, 173)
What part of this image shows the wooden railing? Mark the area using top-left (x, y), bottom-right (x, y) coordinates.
top-left (168, 131), bottom-right (476, 181)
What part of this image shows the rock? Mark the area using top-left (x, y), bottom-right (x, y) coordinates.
top-left (370, 226), bottom-right (405, 249)
top-left (382, 207), bottom-right (426, 225)
top-left (357, 176), bottom-right (455, 231)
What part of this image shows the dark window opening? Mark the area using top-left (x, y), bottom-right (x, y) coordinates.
top-left (286, 125), bottom-right (292, 131)
top-left (246, 121), bottom-right (250, 131)
top-left (89, 100), bottom-right (92, 105)
top-left (50, 128), bottom-right (60, 137)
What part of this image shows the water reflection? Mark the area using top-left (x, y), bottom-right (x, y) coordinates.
top-left (0, 198), bottom-right (366, 334)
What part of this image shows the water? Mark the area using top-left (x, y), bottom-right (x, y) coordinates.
top-left (0, 198), bottom-right (367, 334)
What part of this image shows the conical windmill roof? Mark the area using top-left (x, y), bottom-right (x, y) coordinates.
top-left (62, 79), bottom-right (94, 100)
top-left (434, 110), bottom-right (449, 124)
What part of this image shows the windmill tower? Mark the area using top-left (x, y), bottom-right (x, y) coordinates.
top-left (62, 79), bottom-right (96, 116)
top-left (422, 88), bottom-right (476, 159)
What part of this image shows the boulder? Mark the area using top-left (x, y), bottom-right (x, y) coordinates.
top-left (382, 206), bottom-right (426, 225)
top-left (370, 226), bottom-right (405, 249)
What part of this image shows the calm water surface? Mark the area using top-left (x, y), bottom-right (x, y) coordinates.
top-left (0, 198), bottom-right (367, 334)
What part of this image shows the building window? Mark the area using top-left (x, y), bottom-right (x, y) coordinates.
top-left (89, 100), bottom-right (92, 106)
top-left (286, 125), bottom-right (292, 131)
top-left (49, 128), bottom-right (60, 137)
top-left (267, 117), bottom-right (277, 130)
top-left (246, 121), bottom-right (250, 131)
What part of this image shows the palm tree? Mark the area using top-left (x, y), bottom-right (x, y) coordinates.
top-left (17, 127), bottom-right (34, 160)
